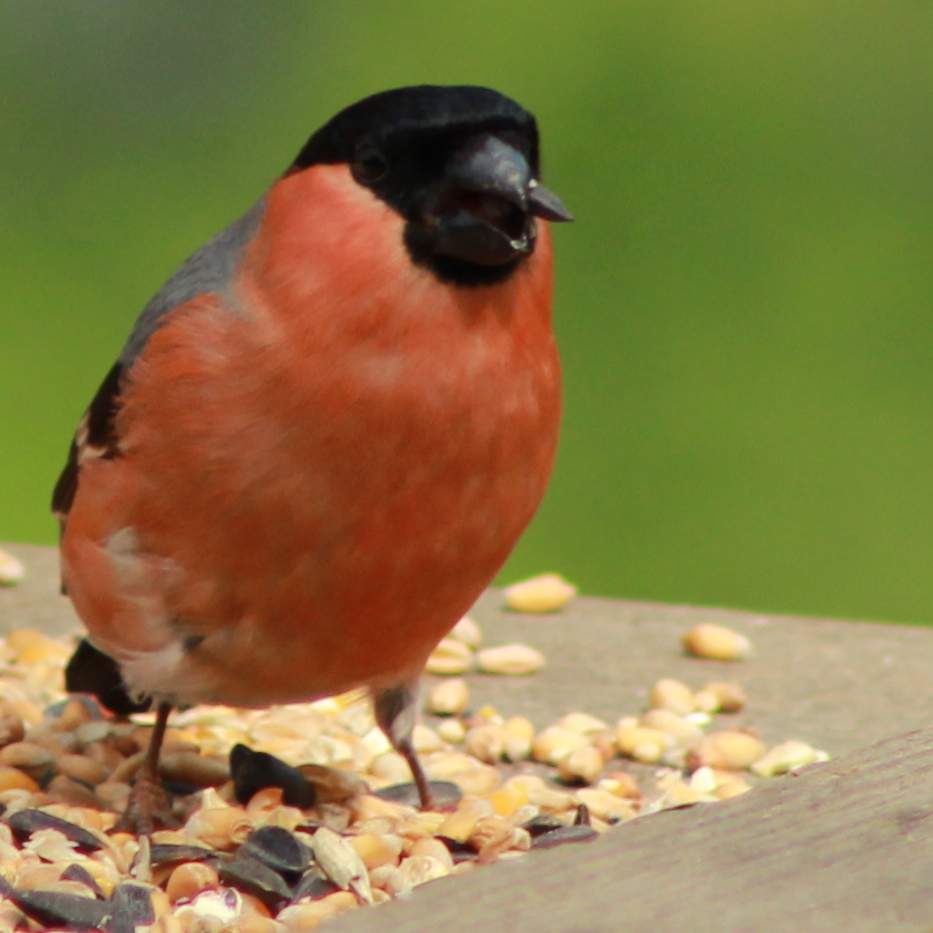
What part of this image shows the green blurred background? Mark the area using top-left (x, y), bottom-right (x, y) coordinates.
top-left (3, 1), bottom-right (933, 625)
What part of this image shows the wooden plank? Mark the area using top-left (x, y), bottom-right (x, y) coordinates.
top-left (460, 588), bottom-right (933, 758)
top-left (0, 542), bottom-right (77, 638)
top-left (333, 726), bottom-right (933, 932)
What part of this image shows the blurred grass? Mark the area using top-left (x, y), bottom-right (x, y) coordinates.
top-left (3, 1), bottom-right (933, 624)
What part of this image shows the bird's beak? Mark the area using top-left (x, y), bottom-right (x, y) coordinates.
top-left (427, 134), bottom-right (572, 267)
top-left (447, 135), bottom-right (574, 223)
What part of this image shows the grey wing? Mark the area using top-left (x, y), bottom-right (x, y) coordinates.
top-left (117, 197), bottom-right (266, 367)
top-left (51, 197), bottom-right (267, 532)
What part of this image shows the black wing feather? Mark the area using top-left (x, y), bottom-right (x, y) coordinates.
top-left (65, 639), bottom-right (152, 716)
top-left (51, 361), bottom-right (125, 520)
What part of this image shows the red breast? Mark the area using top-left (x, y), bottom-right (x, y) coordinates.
top-left (62, 164), bottom-right (560, 706)
top-left (57, 84), bottom-right (571, 711)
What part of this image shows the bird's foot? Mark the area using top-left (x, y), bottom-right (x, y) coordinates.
top-left (112, 772), bottom-right (174, 837)
top-left (372, 681), bottom-right (437, 810)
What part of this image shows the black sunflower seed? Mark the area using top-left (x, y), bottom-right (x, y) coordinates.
top-left (219, 856), bottom-right (293, 910)
top-left (530, 824), bottom-right (599, 849)
top-left (229, 744), bottom-right (315, 808)
top-left (290, 867), bottom-right (339, 903)
top-left (436, 836), bottom-right (479, 863)
top-left (520, 813), bottom-right (566, 837)
top-left (11, 890), bottom-right (110, 932)
top-left (7, 809), bottom-right (104, 851)
top-left (240, 825), bottom-right (311, 878)
top-left (149, 843), bottom-right (219, 865)
top-left (60, 863), bottom-right (106, 899)
top-left (104, 883), bottom-right (156, 933)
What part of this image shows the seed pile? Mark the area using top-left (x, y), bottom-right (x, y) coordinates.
top-left (0, 578), bottom-right (828, 931)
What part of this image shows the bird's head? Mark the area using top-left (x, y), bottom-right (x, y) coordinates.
top-left (290, 85), bottom-right (572, 287)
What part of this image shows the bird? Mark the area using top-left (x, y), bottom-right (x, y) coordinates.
top-left (52, 84), bottom-right (571, 831)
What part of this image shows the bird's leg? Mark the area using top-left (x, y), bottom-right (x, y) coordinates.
top-left (372, 681), bottom-right (434, 810)
top-left (113, 700), bottom-right (173, 836)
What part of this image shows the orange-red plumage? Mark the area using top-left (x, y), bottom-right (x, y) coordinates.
top-left (64, 163), bottom-right (560, 705)
top-left (55, 85), bottom-right (570, 822)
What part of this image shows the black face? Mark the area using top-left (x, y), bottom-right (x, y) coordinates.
top-left (291, 85), bottom-right (572, 287)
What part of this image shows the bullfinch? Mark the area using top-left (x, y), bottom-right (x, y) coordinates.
top-left (52, 84), bottom-right (571, 831)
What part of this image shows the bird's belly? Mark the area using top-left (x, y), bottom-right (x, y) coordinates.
top-left (72, 297), bottom-right (560, 707)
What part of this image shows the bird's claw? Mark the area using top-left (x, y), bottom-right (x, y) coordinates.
top-left (112, 773), bottom-right (174, 837)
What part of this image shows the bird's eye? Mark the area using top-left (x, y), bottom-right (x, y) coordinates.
top-left (352, 145), bottom-right (389, 184)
